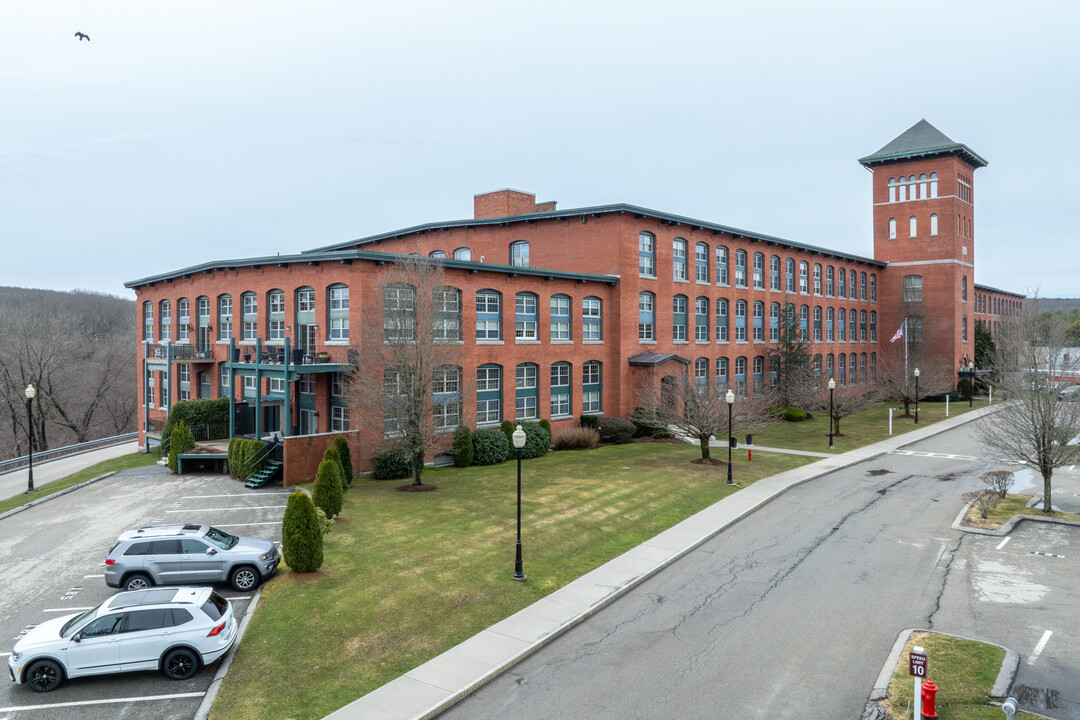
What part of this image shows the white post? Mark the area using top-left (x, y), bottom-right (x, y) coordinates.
top-left (946, 394), bottom-right (949, 417)
top-left (913, 646), bottom-right (924, 720)
top-left (989, 385), bottom-right (993, 404)
top-left (889, 407), bottom-right (893, 435)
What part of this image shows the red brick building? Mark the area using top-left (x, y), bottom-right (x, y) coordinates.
top-left (126, 120), bottom-right (1022, 482)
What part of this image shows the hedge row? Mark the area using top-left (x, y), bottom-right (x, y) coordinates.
top-left (228, 438), bottom-right (265, 480)
top-left (161, 398), bottom-right (229, 454)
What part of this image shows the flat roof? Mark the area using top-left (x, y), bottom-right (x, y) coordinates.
top-left (973, 283), bottom-right (1026, 298)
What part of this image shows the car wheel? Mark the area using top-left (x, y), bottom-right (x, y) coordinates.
top-left (124, 572), bottom-right (152, 591)
top-left (162, 648), bottom-right (200, 680)
top-left (26, 659), bottom-right (63, 692)
top-left (230, 565), bottom-right (259, 592)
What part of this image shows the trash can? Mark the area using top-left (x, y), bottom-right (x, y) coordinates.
top-left (745, 434), bottom-right (753, 446)
top-left (729, 436), bottom-right (737, 449)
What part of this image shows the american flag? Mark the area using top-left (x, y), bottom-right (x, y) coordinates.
top-left (890, 322), bottom-right (905, 343)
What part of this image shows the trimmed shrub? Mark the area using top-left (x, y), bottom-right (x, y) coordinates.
top-left (227, 437), bottom-right (265, 480)
top-left (331, 436), bottom-right (353, 487)
top-left (453, 424), bottom-right (474, 467)
top-left (579, 414), bottom-right (600, 430)
top-left (923, 390), bottom-right (960, 403)
top-left (958, 378), bottom-right (974, 399)
top-left (553, 426), bottom-right (600, 450)
top-left (281, 491), bottom-right (323, 572)
top-left (501, 420), bottom-right (516, 448)
top-left (539, 418), bottom-right (552, 435)
top-left (312, 458), bottom-right (344, 518)
top-left (769, 406), bottom-right (807, 422)
top-left (167, 419), bottom-right (196, 472)
top-left (472, 429), bottom-right (510, 465)
top-left (597, 416), bottom-right (635, 445)
top-left (519, 421), bottom-right (551, 459)
top-left (314, 507), bottom-right (334, 536)
top-left (323, 444), bottom-right (349, 492)
top-left (371, 447), bottom-right (412, 480)
top-left (631, 406), bottom-right (666, 438)
top-left (161, 398), bottom-right (230, 454)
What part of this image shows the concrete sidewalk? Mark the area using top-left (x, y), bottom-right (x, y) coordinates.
top-left (0, 442), bottom-right (141, 503)
top-left (324, 406), bottom-right (999, 720)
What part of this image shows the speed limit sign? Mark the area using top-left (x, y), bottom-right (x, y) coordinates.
top-left (909, 650), bottom-right (927, 677)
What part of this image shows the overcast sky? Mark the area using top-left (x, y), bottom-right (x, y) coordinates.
top-left (2, 1), bottom-right (1076, 299)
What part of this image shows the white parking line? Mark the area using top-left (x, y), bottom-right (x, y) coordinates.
top-left (83, 574), bottom-right (104, 578)
top-left (43, 607), bottom-right (93, 613)
top-left (1028, 630), bottom-right (1053, 665)
top-left (214, 521), bottom-right (282, 527)
top-left (0, 651), bottom-right (9, 657)
top-left (182, 492), bottom-right (291, 499)
top-left (0, 692), bottom-right (205, 713)
top-left (996, 537), bottom-right (1011, 550)
top-left (165, 505), bottom-right (287, 513)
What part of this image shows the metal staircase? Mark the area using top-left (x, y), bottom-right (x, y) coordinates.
top-left (244, 460), bottom-right (282, 488)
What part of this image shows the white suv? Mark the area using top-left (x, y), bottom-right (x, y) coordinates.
top-left (8, 587), bottom-right (236, 692)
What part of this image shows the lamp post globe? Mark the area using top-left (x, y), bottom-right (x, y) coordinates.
top-left (725, 389), bottom-right (735, 486)
top-left (968, 361), bottom-right (976, 407)
top-left (24, 383), bottom-right (36, 493)
top-left (913, 368), bottom-right (920, 424)
top-left (827, 378), bottom-right (836, 450)
top-left (512, 424), bottom-right (527, 581)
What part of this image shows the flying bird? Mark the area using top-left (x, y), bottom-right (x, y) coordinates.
top-left (74, 32), bottom-right (90, 41)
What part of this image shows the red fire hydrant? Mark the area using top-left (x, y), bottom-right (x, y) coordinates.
top-left (921, 677), bottom-right (939, 719)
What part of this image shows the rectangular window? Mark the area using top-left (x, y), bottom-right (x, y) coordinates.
top-left (516, 365), bottom-right (537, 389)
top-left (515, 320), bottom-right (538, 340)
top-left (243, 320), bottom-right (258, 341)
top-left (299, 375), bottom-right (315, 394)
top-left (477, 399), bottom-right (501, 424)
top-left (515, 396), bottom-right (537, 420)
top-left (813, 265), bottom-right (822, 295)
top-left (551, 296), bottom-right (570, 341)
top-left (583, 362), bottom-right (600, 385)
top-left (753, 254), bottom-right (764, 289)
top-left (330, 287), bottom-right (349, 310)
top-left (673, 241), bottom-right (687, 281)
top-left (582, 390), bottom-right (600, 414)
top-left (332, 372), bottom-right (347, 398)
top-left (695, 244), bottom-right (709, 283)
top-left (903, 276), bottom-right (923, 302)
top-left (716, 247), bottom-right (729, 286)
top-left (433, 401), bottom-right (461, 431)
top-left (582, 298), bottom-right (602, 341)
top-left (270, 292), bottom-right (285, 314)
top-left (269, 377), bottom-right (285, 393)
top-left (639, 233), bottom-right (656, 277)
top-left (477, 366), bottom-right (500, 391)
top-left (297, 290), bottom-right (315, 312)
top-left (331, 406), bottom-right (350, 432)
top-left (269, 320), bottom-right (285, 341)
top-left (735, 251), bottom-right (747, 288)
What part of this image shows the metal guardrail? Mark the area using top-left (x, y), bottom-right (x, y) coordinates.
top-left (0, 432), bottom-right (139, 474)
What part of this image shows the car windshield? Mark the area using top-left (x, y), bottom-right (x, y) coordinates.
top-left (205, 526), bottom-right (238, 550)
top-left (60, 606), bottom-right (100, 638)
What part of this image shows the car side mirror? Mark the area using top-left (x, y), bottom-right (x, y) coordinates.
top-left (72, 633), bottom-right (82, 643)
top-left (206, 547), bottom-right (217, 555)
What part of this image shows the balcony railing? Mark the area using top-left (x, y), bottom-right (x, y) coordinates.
top-left (151, 344), bottom-right (213, 362)
top-left (232, 346), bottom-right (353, 366)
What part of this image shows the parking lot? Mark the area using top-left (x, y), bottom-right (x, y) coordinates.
top-left (0, 464), bottom-right (288, 719)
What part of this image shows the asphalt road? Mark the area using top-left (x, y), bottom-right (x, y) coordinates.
top-left (0, 465), bottom-right (287, 720)
top-left (439, 422), bottom-right (1080, 719)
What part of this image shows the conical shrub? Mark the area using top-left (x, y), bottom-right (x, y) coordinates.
top-left (331, 436), bottom-right (353, 488)
top-left (312, 457), bottom-right (344, 518)
top-left (281, 491), bottom-right (323, 572)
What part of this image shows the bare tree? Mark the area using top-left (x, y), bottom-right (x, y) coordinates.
top-left (809, 383), bottom-right (881, 438)
top-left (633, 371), bottom-right (776, 461)
top-left (350, 257), bottom-right (466, 485)
top-left (876, 343), bottom-right (954, 418)
top-left (976, 307), bottom-right (1080, 512)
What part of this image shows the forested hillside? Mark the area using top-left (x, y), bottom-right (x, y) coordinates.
top-left (0, 286), bottom-right (135, 460)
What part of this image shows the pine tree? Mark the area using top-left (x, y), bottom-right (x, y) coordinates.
top-left (331, 436), bottom-right (353, 488)
top-left (312, 457), bottom-right (344, 518)
top-left (281, 491), bottom-right (324, 572)
top-left (167, 419), bottom-right (196, 473)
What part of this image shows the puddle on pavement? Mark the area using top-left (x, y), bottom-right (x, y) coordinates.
top-left (867, 469), bottom-right (891, 477)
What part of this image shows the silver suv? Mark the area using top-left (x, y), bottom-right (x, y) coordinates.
top-left (105, 524), bottom-right (279, 592)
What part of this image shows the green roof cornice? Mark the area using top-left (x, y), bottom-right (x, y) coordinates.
top-left (858, 119), bottom-right (988, 169)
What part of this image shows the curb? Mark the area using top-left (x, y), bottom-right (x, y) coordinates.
top-left (868, 628), bottom-right (1018, 705)
top-left (194, 584), bottom-right (265, 720)
top-left (951, 496), bottom-right (1080, 536)
top-left (0, 472), bottom-right (117, 523)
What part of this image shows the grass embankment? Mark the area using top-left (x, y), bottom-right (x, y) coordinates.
top-left (881, 632), bottom-right (1037, 719)
top-left (751, 399), bottom-right (987, 453)
top-left (211, 442), bottom-right (814, 720)
top-left (964, 494), bottom-right (1080, 530)
top-left (0, 451), bottom-right (160, 515)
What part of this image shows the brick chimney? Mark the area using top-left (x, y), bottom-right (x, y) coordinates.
top-left (473, 189), bottom-right (556, 219)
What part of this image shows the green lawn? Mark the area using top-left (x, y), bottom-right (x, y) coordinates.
top-left (965, 493), bottom-right (1080, 530)
top-left (880, 632), bottom-right (1037, 719)
top-left (0, 451), bottom-right (160, 515)
top-left (750, 399), bottom-right (987, 454)
top-left (210, 442), bottom-right (815, 720)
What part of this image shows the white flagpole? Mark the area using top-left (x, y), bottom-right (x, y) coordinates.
top-left (904, 317), bottom-right (909, 382)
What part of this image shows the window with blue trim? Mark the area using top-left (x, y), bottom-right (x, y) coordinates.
top-left (734, 356), bottom-right (747, 395)
top-left (785, 258), bottom-right (795, 292)
top-left (770, 255), bottom-right (780, 291)
top-left (716, 246), bottom-right (729, 285)
top-left (826, 266), bottom-right (835, 297)
top-left (826, 353), bottom-right (834, 380)
top-left (849, 270), bottom-right (857, 300)
top-left (870, 311), bottom-right (877, 341)
top-left (813, 264), bottom-right (822, 295)
top-left (859, 310), bottom-right (867, 341)
top-left (752, 301), bottom-right (764, 341)
top-left (849, 309), bottom-right (857, 341)
top-left (716, 298), bottom-right (728, 342)
top-left (735, 250), bottom-right (748, 288)
top-left (267, 290), bottom-right (285, 341)
top-left (799, 262), bottom-right (809, 294)
top-left (435, 286), bottom-right (461, 341)
top-left (673, 295), bottom-right (688, 341)
top-left (476, 364), bottom-right (502, 424)
top-left (838, 353), bottom-right (846, 386)
top-left (695, 242), bottom-right (709, 283)
top-left (769, 302), bottom-right (780, 342)
top-left (328, 284), bottom-right (349, 341)
top-left (838, 307), bottom-right (846, 342)
top-left (551, 362), bottom-right (571, 417)
top-left (800, 305), bottom-right (809, 342)
top-left (582, 361), bottom-right (601, 414)
top-left (476, 290), bottom-right (502, 341)
top-left (240, 292), bottom-right (257, 341)
top-left (837, 268), bottom-right (846, 298)
top-left (826, 307), bottom-right (835, 342)
top-left (143, 301), bottom-right (154, 341)
top-left (177, 298), bottom-right (190, 342)
top-left (694, 357), bottom-right (708, 385)
top-left (813, 306), bottom-right (822, 342)
top-left (639, 292), bottom-right (655, 341)
top-left (160, 300), bottom-right (171, 342)
top-left (550, 294), bottom-right (571, 342)
top-left (860, 272), bottom-right (867, 301)
top-left (515, 363), bottom-right (538, 420)
top-left (753, 356), bottom-right (764, 394)
top-left (639, 232), bottom-right (656, 277)
top-left (735, 300), bottom-right (747, 342)
top-left (510, 241), bottom-right (530, 268)
top-left (673, 238), bottom-right (688, 281)
top-left (716, 357), bottom-right (728, 386)
top-left (217, 295), bottom-right (232, 341)
top-left (515, 292), bottom-right (538, 341)
top-left (583, 296), bottom-right (602, 341)
top-left (695, 297), bottom-right (709, 341)
top-left (753, 252), bottom-right (764, 289)
top-left (433, 365), bottom-right (462, 431)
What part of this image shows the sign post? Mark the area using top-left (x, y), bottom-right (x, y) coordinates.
top-left (910, 647), bottom-right (927, 720)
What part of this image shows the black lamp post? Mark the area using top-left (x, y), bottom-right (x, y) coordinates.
top-left (725, 389), bottom-right (735, 485)
top-left (25, 383), bottom-right (36, 493)
top-left (512, 423), bottom-right (527, 581)
top-left (968, 361), bottom-right (976, 407)
top-left (914, 368), bottom-right (920, 424)
top-left (827, 378), bottom-right (836, 449)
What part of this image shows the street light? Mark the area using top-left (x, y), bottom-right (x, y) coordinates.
top-left (827, 378), bottom-right (836, 450)
top-left (24, 383), bottom-right (36, 493)
top-left (969, 361), bottom-right (976, 408)
top-left (725, 389), bottom-right (735, 485)
top-left (913, 368), bottom-right (920, 424)
top-left (512, 423), bottom-right (527, 581)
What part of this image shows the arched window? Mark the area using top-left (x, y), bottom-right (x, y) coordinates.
top-left (752, 355), bottom-right (765, 394)
top-left (753, 252), bottom-right (765, 289)
top-left (888, 218), bottom-right (897, 239)
top-left (639, 292), bottom-right (655, 341)
top-left (159, 300), bottom-right (171, 342)
top-left (769, 255), bottom-right (780, 291)
top-left (143, 301), bottom-right (154, 341)
top-left (716, 246), bottom-right (729, 285)
top-left (869, 274), bottom-right (877, 302)
top-left (328, 284), bottom-right (350, 341)
top-left (799, 261), bottom-right (809, 294)
top-left (962, 315), bottom-right (968, 343)
top-left (550, 294), bottom-right (571, 342)
top-left (837, 306), bottom-right (846, 342)
top-left (962, 276), bottom-right (968, 302)
top-left (550, 362), bottom-right (572, 417)
top-left (515, 363), bottom-right (539, 420)
top-left (785, 258), bottom-right (795, 292)
top-left (859, 272), bottom-right (867, 301)
top-left (826, 307), bottom-right (835, 342)
top-left (735, 250), bottom-right (748, 288)
top-left (635, 232), bottom-right (652, 278)
top-left (177, 298), bottom-right (190, 342)
top-left (734, 356), bottom-right (748, 396)
top-left (217, 295), bottom-right (233, 341)
top-left (812, 306), bottom-right (822, 342)
top-left (433, 366), bottom-right (462, 431)
top-left (826, 353), bottom-right (834, 379)
top-left (813, 264), bottom-right (822, 295)
top-left (909, 216), bottom-right (917, 237)
top-left (384, 284), bottom-right (416, 341)
top-left (266, 290), bottom-right (285, 342)
top-left (899, 181), bottom-right (906, 203)
top-left (672, 238), bottom-right (688, 281)
top-left (582, 361), bottom-right (602, 414)
top-left (769, 302), bottom-right (780, 342)
top-left (869, 311), bottom-right (877, 341)
top-left (476, 364), bottom-right (502, 425)
top-left (859, 310), bottom-right (867, 341)
top-left (735, 300), bottom-right (748, 342)
top-left (930, 173), bottom-right (938, 197)
top-left (838, 353), bottom-right (847, 386)
top-left (515, 292), bottom-right (539, 341)
top-left (435, 286), bottom-right (461, 341)
top-left (903, 276), bottom-right (923, 303)
top-left (694, 357), bottom-right (708, 385)
top-left (837, 267), bottom-right (846, 297)
top-left (888, 177), bottom-right (897, 203)
top-left (716, 357), bottom-right (728, 385)
top-left (849, 270), bottom-right (857, 300)
top-left (696, 297), bottom-right (710, 341)
top-left (695, 242), bottom-right (709, 283)
top-left (773, 354), bottom-right (783, 388)
top-left (429, 250), bottom-right (446, 259)
top-left (672, 294), bottom-right (688, 342)
top-left (752, 300), bottom-right (764, 341)
top-left (454, 247), bottom-right (472, 261)
top-left (476, 289), bottom-right (501, 341)
top-left (799, 305), bottom-right (810, 342)
top-left (240, 292), bottom-right (258, 342)
top-left (583, 297), bottom-right (602, 341)
top-left (295, 286), bottom-right (315, 352)
top-left (716, 298), bottom-right (729, 342)
top-left (510, 241), bottom-right (530, 268)
top-left (849, 309), bottom-right (857, 341)
top-left (849, 353), bottom-right (858, 385)
top-left (919, 173), bottom-right (928, 198)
